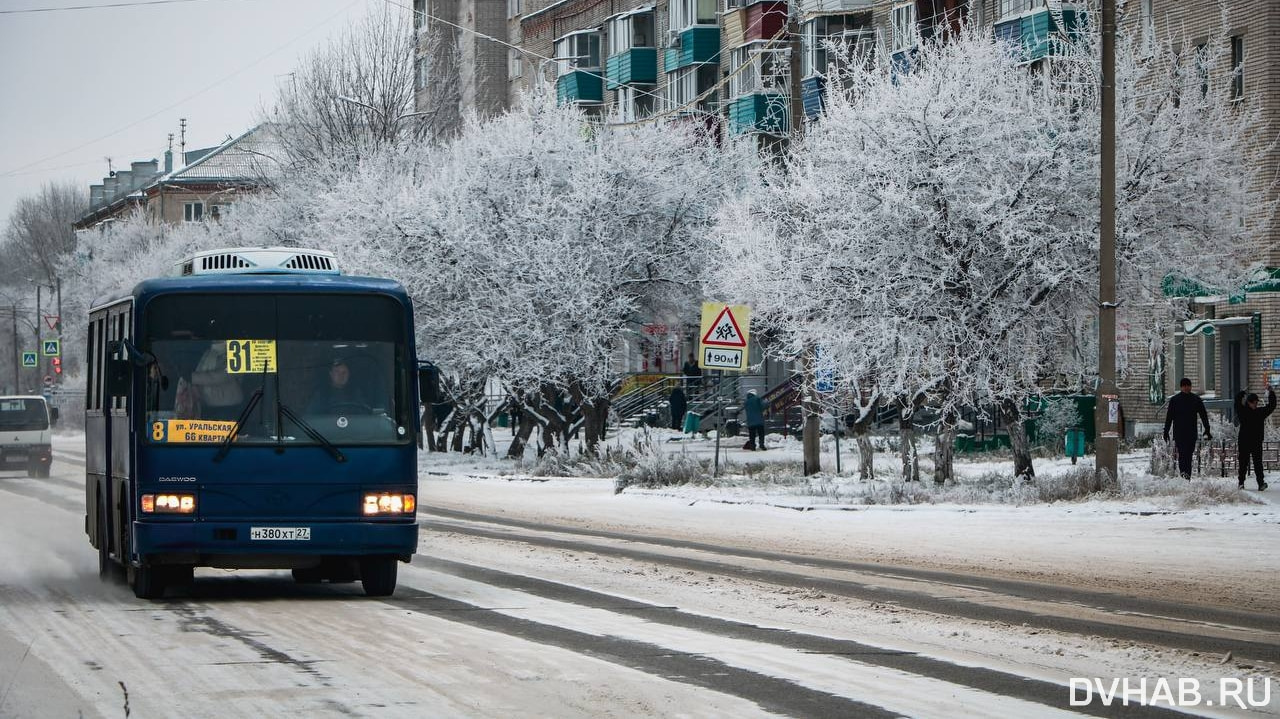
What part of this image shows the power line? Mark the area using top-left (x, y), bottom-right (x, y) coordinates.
top-left (0, 0), bottom-right (242, 14)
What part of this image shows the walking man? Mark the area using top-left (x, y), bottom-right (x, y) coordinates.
top-left (1235, 388), bottom-right (1275, 490)
top-left (1163, 377), bottom-right (1212, 480)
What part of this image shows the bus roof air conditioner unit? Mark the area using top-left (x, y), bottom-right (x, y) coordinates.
top-left (175, 247), bottom-right (341, 276)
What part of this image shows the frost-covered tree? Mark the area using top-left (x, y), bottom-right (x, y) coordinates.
top-left (710, 15), bottom-right (1266, 483)
top-left (260, 96), bottom-right (750, 456)
top-left (49, 211), bottom-right (225, 387)
top-left (712, 29), bottom-right (1090, 482)
top-left (1, 181), bottom-right (86, 287)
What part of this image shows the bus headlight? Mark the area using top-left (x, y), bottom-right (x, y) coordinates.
top-left (363, 493), bottom-right (415, 515)
top-left (142, 494), bottom-right (196, 514)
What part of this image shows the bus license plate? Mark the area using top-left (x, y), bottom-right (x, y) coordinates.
top-left (250, 527), bottom-right (311, 541)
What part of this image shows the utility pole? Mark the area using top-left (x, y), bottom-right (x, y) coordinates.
top-left (1094, 0), bottom-right (1119, 488)
top-left (9, 308), bottom-right (17, 392)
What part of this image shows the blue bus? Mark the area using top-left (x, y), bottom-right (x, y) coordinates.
top-left (85, 248), bottom-right (422, 599)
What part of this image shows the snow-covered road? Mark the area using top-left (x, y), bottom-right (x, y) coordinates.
top-left (0, 436), bottom-right (1276, 718)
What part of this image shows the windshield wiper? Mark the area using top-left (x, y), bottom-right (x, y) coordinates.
top-left (278, 403), bottom-right (346, 463)
top-left (212, 388), bottom-right (263, 463)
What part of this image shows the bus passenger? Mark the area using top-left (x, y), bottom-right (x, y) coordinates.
top-left (191, 342), bottom-right (244, 421)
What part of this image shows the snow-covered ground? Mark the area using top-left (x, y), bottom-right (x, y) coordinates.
top-left (423, 426), bottom-right (1280, 615)
top-left (11, 430), bottom-right (1275, 717)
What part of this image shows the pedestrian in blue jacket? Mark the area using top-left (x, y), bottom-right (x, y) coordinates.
top-left (744, 390), bottom-right (765, 451)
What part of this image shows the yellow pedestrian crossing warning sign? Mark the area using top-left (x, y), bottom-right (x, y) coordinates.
top-left (698, 303), bottom-right (751, 371)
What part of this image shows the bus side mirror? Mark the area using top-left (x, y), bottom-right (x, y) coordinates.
top-left (418, 365), bottom-right (440, 404)
top-left (49, 407), bottom-right (60, 426)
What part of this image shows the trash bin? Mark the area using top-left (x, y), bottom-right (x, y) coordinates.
top-left (1065, 427), bottom-right (1086, 465)
top-left (682, 411), bottom-right (701, 434)
top-left (496, 412), bottom-right (509, 428)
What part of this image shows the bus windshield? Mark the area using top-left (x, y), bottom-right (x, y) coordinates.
top-left (142, 293), bottom-right (411, 447)
top-left (0, 399), bottom-right (48, 431)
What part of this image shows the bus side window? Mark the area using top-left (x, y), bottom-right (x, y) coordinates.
top-left (105, 341), bottom-right (130, 398)
top-left (86, 320), bottom-right (98, 411)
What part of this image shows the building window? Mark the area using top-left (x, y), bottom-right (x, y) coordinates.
top-left (892, 3), bottom-right (916, 52)
top-left (664, 64), bottom-right (717, 111)
top-left (208, 203), bottom-right (231, 221)
top-left (802, 14), bottom-right (873, 78)
top-left (729, 43), bottom-right (788, 98)
top-left (413, 0), bottom-right (427, 31)
top-left (509, 49), bottom-right (523, 81)
top-left (1195, 43), bottom-right (1209, 99)
top-left (669, 0), bottom-right (716, 32)
top-left (607, 10), bottom-right (654, 56)
top-left (555, 31), bottom-right (601, 75)
top-left (183, 202), bottom-right (203, 222)
top-left (416, 55), bottom-right (429, 91)
top-left (613, 85), bottom-right (657, 121)
top-left (1231, 35), bottom-right (1244, 101)
top-left (1140, 0), bottom-right (1154, 55)
top-left (507, 0), bottom-right (521, 19)
top-left (997, 0), bottom-right (1045, 19)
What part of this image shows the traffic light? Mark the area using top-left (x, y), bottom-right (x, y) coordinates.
top-left (52, 357), bottom-right (62, 375)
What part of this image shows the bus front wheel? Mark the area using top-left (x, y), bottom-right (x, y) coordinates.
top-left (121, 511), bottom-right (166, 599)
top-left (359, 557), bottom-right (397, 597)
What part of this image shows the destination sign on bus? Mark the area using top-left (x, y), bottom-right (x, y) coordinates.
top-left (152, 419), bottom-right (238, 444)
top-left (225, 339), bottom-right (277, 374)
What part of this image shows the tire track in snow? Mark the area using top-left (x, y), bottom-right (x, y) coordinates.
top-left (399, 555), bottom-right (1187, 716)
top-left (421, 510), bottom-right (1280, 666)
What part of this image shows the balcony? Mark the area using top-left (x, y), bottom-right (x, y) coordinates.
top-left (664, 27), bottom-right (720, 71)
top-left (744, 1), bottom-right (787, 42)
top-left (605, 48), bottom-right (658, 89)
top-left (728, 93), bottom-right (789, 135)
top-left (556, 70), bottom-right (603, 105)
top-left (993, 4), bottom-right (1082, 62)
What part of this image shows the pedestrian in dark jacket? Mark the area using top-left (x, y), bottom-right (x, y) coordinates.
top-left (669, 385), bottom-right (687, 431)
top-left (743, 390), bottom-right (765, 450)
top-left (1235, 388), bottom-right (1275, 490)
top-left (1163, 377), bottom-right (1212, 480)
top-left (682, 354), bottom-right (702, 390)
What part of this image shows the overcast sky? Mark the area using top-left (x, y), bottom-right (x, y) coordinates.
top-left (0, 0), bottom-right (387, 228)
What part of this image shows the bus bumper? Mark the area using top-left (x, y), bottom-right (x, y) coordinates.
top-left (133, 520), bottom-right (418, 565)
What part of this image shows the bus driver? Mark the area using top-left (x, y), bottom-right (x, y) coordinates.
top-left (308, 357), bottom-right (374, 414)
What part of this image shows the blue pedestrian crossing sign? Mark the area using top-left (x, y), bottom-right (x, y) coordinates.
top-left (42, 339), bottom-right (60, 357)
top-left (21, 352), bottom-right (37, 367)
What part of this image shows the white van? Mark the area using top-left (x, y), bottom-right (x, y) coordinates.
top-left (0, 395), bottom-right (56, 477)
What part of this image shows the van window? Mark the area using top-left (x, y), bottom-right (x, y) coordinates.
top-left (0, 399), bottom-right (49, 431)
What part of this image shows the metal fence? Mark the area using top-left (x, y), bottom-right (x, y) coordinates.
top-left (1206, 440), bottom-right (1280, 478)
